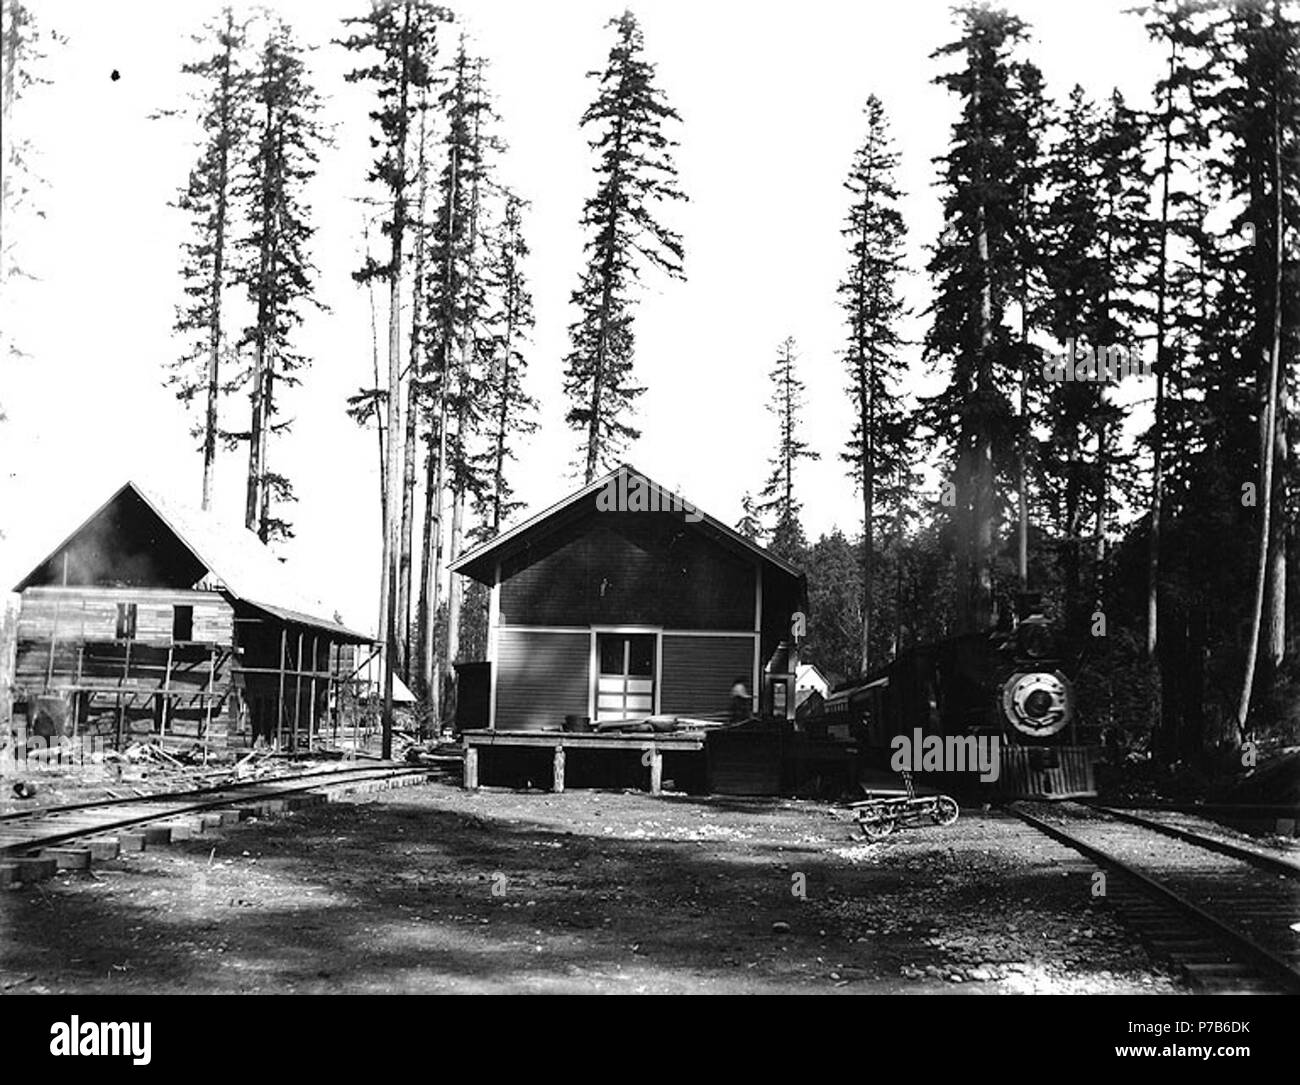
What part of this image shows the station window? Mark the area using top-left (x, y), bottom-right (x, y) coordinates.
top-left (115, 603), bottom-right (137, 641)
top-left (173, 605), bottom-right (194, 642)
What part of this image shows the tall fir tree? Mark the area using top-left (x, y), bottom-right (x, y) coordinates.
top-left (925, 4), bottom-right (1031, 633)
top-left (839, 95), bottom-right (909, 672)
top-left (395, 77), bottom-right (434, 680)
top-left (1006, 59), bottom-right (1051, 591)
top-left (442, 52), bottom-right (499, 719)
top-left (234, 16), bottom-right (325, 544)
top-left (163, 8), bottom-right (250, 511)
top-left (1214, 0), bottom-right (1300, 738)
top-left (759, 336), bottom-right (819, 565)
top-left (418, 38), bottom-right (494, 718)
top-left (564, 10), bottom-right (686, 482)
top-left (339, 0), bottom-right (451, 755)
top-left (472, 189), bottom-right (537, 539)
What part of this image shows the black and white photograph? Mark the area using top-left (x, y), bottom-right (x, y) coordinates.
top-left (0, 0), bottom-right (1297, 1047)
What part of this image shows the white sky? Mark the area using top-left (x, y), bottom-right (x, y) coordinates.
top-left (0, 0), bottom-right (1163, 634)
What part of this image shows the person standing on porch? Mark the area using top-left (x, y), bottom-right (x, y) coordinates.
top-left (730, 678), bottom-right (752, 723)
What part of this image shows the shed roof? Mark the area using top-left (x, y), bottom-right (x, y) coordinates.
top-left (449, 464), bottom-right (805, 586)
top-left (14, 481), bottom-right (371, 643)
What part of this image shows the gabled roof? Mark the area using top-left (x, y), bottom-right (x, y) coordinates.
top-left (14, 481), bottom-right (371, 643)
top-left (449, 463), bottom-right (805, 585)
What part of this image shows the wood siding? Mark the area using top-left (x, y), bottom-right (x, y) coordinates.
top-left (494, 628), bottom-right (590, 731)
top-left (17, 587), bottom-right (233, 647)
top-left (0, 593), bottom-right (17, 737)
top-left (500, 512), bottom-right (755, 630)
top-left (659, 634), bottom-right (755, 718)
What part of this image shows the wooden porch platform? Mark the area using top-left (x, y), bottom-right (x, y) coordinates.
top-left (460, 729), bottom-right (707, 794)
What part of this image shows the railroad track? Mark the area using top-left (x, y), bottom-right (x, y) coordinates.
top-left (0, 764), bottom-right (433, 887)
top-left (1009, 800), bottom-right (1300, 994)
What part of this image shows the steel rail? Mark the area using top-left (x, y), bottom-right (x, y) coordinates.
top-left (1008, 803), bottom-right (1300, 995)
top-left (1, 766), bottom-right (430, 855)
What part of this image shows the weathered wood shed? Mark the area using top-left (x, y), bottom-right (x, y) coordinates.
top-left (449, 464), bottom-right (808, 733)
top-left (7, 481), bottom-right (373, 751)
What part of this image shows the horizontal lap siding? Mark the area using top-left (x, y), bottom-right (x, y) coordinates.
top-left (495, 629), bottom-right (590, 731)
top-left (17, 588), bottom-right (233, 645)
top-left (659, 635), bottom-right (754, 718)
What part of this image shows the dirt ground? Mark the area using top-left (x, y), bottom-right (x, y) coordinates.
top-left (0, 780), bottom-right (1187, 994)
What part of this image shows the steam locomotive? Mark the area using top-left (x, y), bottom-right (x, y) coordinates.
top-left (822, 601), bottom-right (1098, 800)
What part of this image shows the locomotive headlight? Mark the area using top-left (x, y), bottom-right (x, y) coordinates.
top-left (1002, 671), bottom-right (1073, 737)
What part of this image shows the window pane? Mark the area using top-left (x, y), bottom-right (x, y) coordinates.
top-left (628, 636), bottom-right (655, 677)
top-left (598, 636), bottom-right (624, 675)
top-left (115, 603), bottom-right (137, 640)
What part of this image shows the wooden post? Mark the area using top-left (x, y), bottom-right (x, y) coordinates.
top-left (293, 631), bottom-right (304, 753)
top-left (73, 643), bottom-right (83, 742)
top-left (204, 645), bottom-right (216, 752)
top-left (330, 641), bottom-right (340, 743)
top-left (463, 746), bottom-right (479, 789)
top-left (649, 745), bottom-right (663, 795)
top-left (308, 634), bottom-right (318, 752)
top-left (45, 557), bottom-right (68, 691)
top-left (276, 627), bottom-right (287, 751)
top-left (552, 744), bottom-right (565, 793)
top-left (160, 643), bottom-right (174, 740)
top-left (46, 593), bottom-right (62, 691)
top-left (117, 637), bottom-right (133, 750)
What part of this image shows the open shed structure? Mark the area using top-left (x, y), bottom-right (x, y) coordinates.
top-left (6, 481), bottom-right (374, 752)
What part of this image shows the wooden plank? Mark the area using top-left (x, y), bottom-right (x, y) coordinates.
top-left (0, 593), bottom-right (19, 758)
top-left (276, 628), bottom-right (287, 751)
top-left (459, 730), bottom-right (705, 751)
top-left (308, 634), bottom-right (318, 750)
top-left (293, 630), bottom-right (304, 753)
top-left (160, 643), bottom-right (174, 737)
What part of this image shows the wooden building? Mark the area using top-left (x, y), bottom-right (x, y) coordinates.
top-left (449, 465), bottom-right (808, 734)
top-left (5, 481), bottom-right (373, 751)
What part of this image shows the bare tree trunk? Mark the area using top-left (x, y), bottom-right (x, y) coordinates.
top-left (444, 63), bottom-right (485, 717)
top-left (379, 0), bottom-right (413, 761)
top-left (201, 11), bottom-right (237, 512)
top-left (245, 343), bottom-right (264, 533)
top-left (1147, 40), bottom-right (1177, 662)
top-left (1265, 374), bottom-right (1288, 666)
top-left (1017, 240), bottom-right (1030, 590)
top-left (1235, 84), bottom-right (1285, 743)
top-left (397, 97), bottom-right (430, 682)
top-left (362, 212), bottom-right (387, 531)
top-left (423, 397), bottom-right (449, 722)
top-left (445, 486), bottom-right (465, 714)
top-left (969, 59), bottom-right (996, 633)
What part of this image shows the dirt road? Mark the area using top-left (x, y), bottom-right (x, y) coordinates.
top-left (0, 781), bottom-right (1183, 994)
